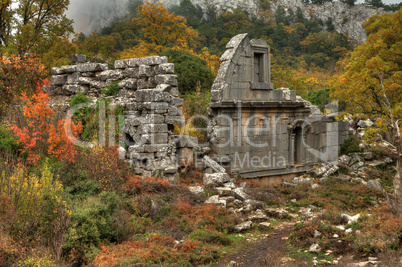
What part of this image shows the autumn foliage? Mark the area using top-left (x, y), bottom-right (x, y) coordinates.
top-left (11, 80), bottom-right (82, 165)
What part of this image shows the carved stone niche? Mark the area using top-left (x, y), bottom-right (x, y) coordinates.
top-left (250, 39), bottom-right (274, 90)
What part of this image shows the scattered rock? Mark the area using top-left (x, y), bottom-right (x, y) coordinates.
top-left (309, 243), bottom-right (321, 253)
top-left (366, 179), bottom-right (384, 194)
top-left (364, 152), bottom-right (375, 161)
top-left (314, 230), bottom-right (322, 238)
top-left (234, 221), bottom-right (252, 232)
top-left (188, 186), bottom-right (204, 195)
top-left (311, 184), bottom-right (320, 189)
top-left (341, 213), bottom-right (360, 224)
top-left (358, 119), bottom-right (373, 128)
top-left (345, 228), bottom-right (353, 234)
top-left (215, 187), bottom-right (232, 197)
top-left (265, 208), bottom-right (289, 219)
top-left (232, 188), bottom-right (251, 201)
top-left (202, 155), bottom-right (226, 173)
top-left (338, 155), bottom-right (351, 165)
top-left (203, 173), bottom-right (231, 187)
top-left (333, 234), bottom-right (339, 238)
top-left (205, 195), bottom-right (226, 207)
top-left (258, 222), bottom-right (271, 230)
top-left (244, 199), bottom-right (265, 210)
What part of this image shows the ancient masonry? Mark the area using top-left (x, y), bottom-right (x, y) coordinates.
top-left (43, 33), bottom-right (349, 183)
top-left (208, 33), bottom-right (349, 184)
top-left (43, 54), bottom-right (196, 179)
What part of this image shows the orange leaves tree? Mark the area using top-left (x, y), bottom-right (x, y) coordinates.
top-left (121, 1), bottom-right (199, 58)
top-left (0, 54), bottom-right (46, 118)
top-left (11, 80), bottom-right (82, 165)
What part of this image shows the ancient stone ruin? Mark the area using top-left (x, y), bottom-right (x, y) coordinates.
top-left (43, 33), bottom-right (349, 184)
top-left (208, 33), bottom-right (349, 184)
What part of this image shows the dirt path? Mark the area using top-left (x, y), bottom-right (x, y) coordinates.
top-left (214, 222), bottom-right (295, 267)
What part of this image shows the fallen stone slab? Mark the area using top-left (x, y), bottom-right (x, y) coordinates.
top-left (203, 173), bottom-right (231, 187)
top-left (234, 221), bottom-right (252, 232)
top-left (188, 186), bottom-right (204, 195)
top-left (215, 187), bottom-right (232, 197)
top-left (203, 155), bottom-right (226, 173)
top-left (258, 222), bottom-right (271, 230)
top-left (341, 213), bottom-right (360, 224)
top-left (265, 208), bottom-right (289, 219)
top-left (309, 243), bottom-right (321, 253)
top-left (232, 188), bottom-right (251, 201)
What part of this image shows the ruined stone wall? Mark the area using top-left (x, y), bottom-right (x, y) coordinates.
top-left (208, 34), bottom-right (349, 183)
top-left (43, 55), bottom-right (196, 179)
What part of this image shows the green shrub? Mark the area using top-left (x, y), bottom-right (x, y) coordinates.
top-left (340, 135), bottom-right (361, 155)
top-left (306, 89), bottom-right (332, 111)
top-left (63, 192), bottom-right (119, 265)
top-left (69, 93), bottom-right (90, 107)
top-left (189, 227), bottom-right (231, 245)
top-left (102, 80), bottom-right (121, 96)
top-left (0, 125), bottom-right (22, 157)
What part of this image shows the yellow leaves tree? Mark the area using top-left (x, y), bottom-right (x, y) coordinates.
top-left (121, 1), bottom-right (199, 58)
top-left (332, 10), bottom-right (402, 217)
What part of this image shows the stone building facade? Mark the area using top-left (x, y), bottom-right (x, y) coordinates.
top-left (208, 33), bottom-right (349, 184)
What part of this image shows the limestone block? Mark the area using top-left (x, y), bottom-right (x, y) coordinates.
top-left (139, 65), bottom-right (154, 77)
top-left (214, 61), bottom-right (231, 83)
top-left (60, 65), bottom-right (77, 73)
top-left (89, 80), bottom-right (108, 89)
top-left (188, 186), bottom-right (204, 195)
top-left (136, 89), bottom-right (170, 102)
top-left (220, 48), bottom-right (235, 62)
top-left (62, 85), bottom-right (81, 95)
top-left (168, 106), bottom-right (181, 116)
top-left (96, 70), bottom-right (123, 81)
top-left (232, 188), bottom-right (251, 201)
top-left (165, 116), bottom-right (185, 125)
top-left (171, 97), bottom-right (184, 107)
top-left (226, 33), bottom-right (248, 49)
top-left (177, 147), bottom-right (194, 164)
top-left (148, 77), bottom-right (157, 88)
top-left (205, 195), bottom-right (226, 207)
top-left (125, 78), bottom-right (137, 90)
top-left (42, 85), bottom-right (57, 96)
top-left (139, 56), bottom-right (168, 66)
top-left (77, 63), bottom-right (108, 73)
top-left (259, 222), bottom-right (271, 230)
top-left (215, 187), bottom-right (232, 197)
top-left (244, 199), bottom-right (265, 209)
top-left (51, 67), bottom-right (64, 75)
top-left (234, 221), bottom-right (252, 232)
top-left (144, 114), bottom-right (165, 124)
top-left (67, 72), bottom-right (80, 84)
top-left (71, 54), bottom-right (86, 64)
top-left (144, 133), bottom-right (168, 144)
top-left (114, 59), bottom-right (127, 69)
top-left (141, 102), bottom-right (169, 111)
top-left (142, 144), bottom-right (170, 153)
top-left (137, 78), bottom-right (149, 89)
top-left (125, 58), bottom-right (141, 67)
top-left (203, 155), bottom-right (226, 173)
top-left (78, 77), bottom-right (94, 85)
top-left (123, 67), bottom-right (139, 78)
top-left (265, 208), bottom-right (289, 219)
top-left (211, 90), bottom-right (223, 102)
top-left (203, 173), bottom-right (231, 187)
top-left (51, 75), bottom-right (67, 86)
top-left (155, 74), bottom-right (178, 86)
top-left (155, 63), bottom-right (174, 74)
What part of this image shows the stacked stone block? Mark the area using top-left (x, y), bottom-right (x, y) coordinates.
top-left (42, 54), bottom-right (190, 179)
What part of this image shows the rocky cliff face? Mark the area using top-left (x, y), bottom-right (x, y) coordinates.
top-left (68, 0), bottom-right (386, 43)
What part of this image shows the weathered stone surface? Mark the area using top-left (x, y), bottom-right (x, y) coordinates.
top-left (341, 213), bottom-right (360, 224)
top-left (155, 63), bottom-right (174, 74)
top-left (42, 85), bottom-right (58, 96)
top-left (358, 119), bottom-right (373, 128)
top-left (188, 186), bottom-right (204, 195)
top-left (244, 199), bottom-right (265, 210)
top-left (205, 195), bottom-right (226, 207)
top-left (258, 222), bottom-right (271, 230)
top-left (139, 65), bottom-right (154, 77)
top-left (338, 155), bottom-right (351, 165)
top-left (215, 187), bottom-right (232, 197)
top-left (155, 74), bottom-right (178, 86)
top-left (136, 89), bottom-right (170, 102)
top-left (366, 179), bottom-right (384, 193)
top-left (234, 221), bottom-right (252, 232)
top-left (309, 243), bottom-right (321, 253)
top-left (60, 65), bottom-right (77, 73)
top-left (203, 156), bottom-right (226, 173)
top-left (265, 208), bottom-right (289, 219)
top-left (203, 173), bottom-right (231, 187)
top-left (51, 67), bottom-right (64, 75)
top-left (77, 63), bottom-right (108, 73)
top-left (62, 85), bottom-right (81, 95)
top-left (96, 70), bottom-right (123, 81)
top-left (51, 75), bottom-right (67, 86)
top-left (232, 188), bottom-right (251, 201)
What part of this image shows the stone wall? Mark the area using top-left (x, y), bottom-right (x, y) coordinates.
top-left (208, 33), bottom-right (349, 184)
top-left (43, 55), bottom-right (196, 180)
